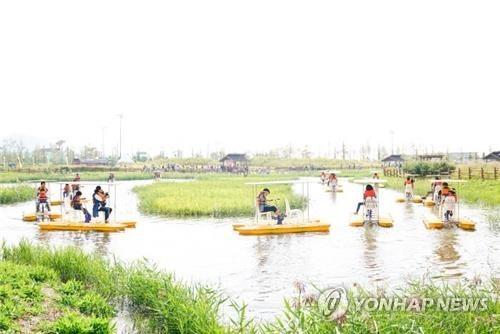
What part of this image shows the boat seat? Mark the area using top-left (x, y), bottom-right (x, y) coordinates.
top-left (365, 197), bottom-right (378, 209)
top-left (285, 198), bottom-right (302, 219)
top-left (255, 210), bottom-right (272, 221)
top-left (364, 197), bottom-right (379, 220)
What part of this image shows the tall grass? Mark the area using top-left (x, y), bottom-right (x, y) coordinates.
top-left (0, 185), bottom-right (34, 204)
top-left (134, 175), bottom-right (306, 217)
top-left (1, 241), bottom-right (498, 333)
top-left (384, 177), bottom-right (500, 207)
top-left (0, 241), bottom-right (228, 333)
top-left (0, 171), bottom-right (199, 184)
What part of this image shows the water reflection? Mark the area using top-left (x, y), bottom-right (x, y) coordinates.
top-left (431, 229), bottom-right (465, 279)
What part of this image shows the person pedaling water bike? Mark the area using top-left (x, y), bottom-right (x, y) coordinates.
top-left (71, 173), bottom-right (81, 194)
top-left (404, 176), bottom-right (414, 199)
top-left (441, 187), bottom-right (457, 222)
top-left (327, 173), bottom-right (338, 190)
top-left (256, 188), bottom-right (285, 224)
top-left (36, 181), bottom-right (51, 214)
top-left (428, 176), bottom-right (443, 203)
top-left (320, 172), bottom-right (327, 185)
top-left (92, 186), bottom-right (113, 223)
top-left (62, 183), bottom-right (72, 200)
top-left (354, 184), bottom-right (377, 215)
top-left (71, 191), bottom-right (92, 223)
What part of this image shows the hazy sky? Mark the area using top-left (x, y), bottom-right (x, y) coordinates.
top-left (1, 1), bottom-right (499, 157)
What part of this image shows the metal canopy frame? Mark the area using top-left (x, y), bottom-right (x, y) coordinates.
top-left (353, 178), bottom-right (385, 222)
top-left (353, 178), bottom-right (387, 185)
top-left (435, 180), bottom-right (467, 222)
top-left (55, 181), bottom-right (118, 222)
top-left (246, 180), bottom-right (311, 224)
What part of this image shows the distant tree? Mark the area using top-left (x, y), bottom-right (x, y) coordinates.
top-left (301, 146), bottom-right (312, 159)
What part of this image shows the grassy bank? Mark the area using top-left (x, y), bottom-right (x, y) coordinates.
top-left (0, 185), bottom-right (34, 204)
top-left (0, 171), bottom-right (198, 184)
top-left (384, 177), bottom-right (500, 207)
top-left (1, 241), bottom-right (498, 333)
top-left (0, 252), bottom-right (115, 332)
top-left (133, 175), bottom-right (306, 217)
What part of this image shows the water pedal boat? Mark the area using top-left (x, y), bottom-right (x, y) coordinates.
top-left (423, 198), bottom-right (436, 207)
top-left (237, 220), bottom-right (330, 235)
top-left (38, 221), bottom-right (127, 232)
top-left (23, 213), bottom-right (62, 222)
top-left (423, 215), bottom-right (475, 231)
top-left (350, 214), bottom-right (393, 228)
top-left (232, 223), bottom-right (245, 231)
top-left (458, 219), bottom-right (476, 231)
top-left (423, 215), bottom-right (444, 229)
top-left (411, 196), bottom-right (423, 204)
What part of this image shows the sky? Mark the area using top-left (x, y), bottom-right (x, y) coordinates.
top-left (0, 1), bottom-right (499, 158)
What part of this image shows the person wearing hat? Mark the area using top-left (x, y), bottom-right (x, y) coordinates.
top-left (256, 188), bottom-right (284, 224)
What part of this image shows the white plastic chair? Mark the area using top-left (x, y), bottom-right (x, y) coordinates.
top-left (255, 209), bottom-right (272, 222)
top-left (364, 197), bottom-right (379, 221)
top-left (285, 198), bottom-right (302, 219)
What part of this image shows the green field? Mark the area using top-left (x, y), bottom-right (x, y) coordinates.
top-left (133, 174), bottom-right (307, 217)
top-left (1, 241), bottom-right (498, 333)
top-left (0, 185), bottom-right (34, 204)
top-left (0, 171), bottom-right (197, 184)
top-left (384, 177), bottom-right (500, 207)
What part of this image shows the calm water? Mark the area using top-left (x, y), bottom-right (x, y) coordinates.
top-left (0, 178), bottom-right (498, 320)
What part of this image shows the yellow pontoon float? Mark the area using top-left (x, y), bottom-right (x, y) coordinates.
top-left (23, 212), bottom-right (62, 222)
top-left (395, 174), bottom-right (422, 203)
top-left (422, 176), bottom-right (446, 207)
top-left (350, 179), bottom-right (393, 228)
top-left (423, 198), bottom-right (436, 207)
top-left (233, 180), bottom-right (330, 235)
top-left (37, 181), bottom-right (137, 232)
top-left (22, 181), bottom-right (64, 221)
top-left (423, 180), bottom-right (475, 231)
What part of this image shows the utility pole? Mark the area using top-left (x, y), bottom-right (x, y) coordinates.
top-left (101, 127), bottom-right (106, 158)
top-left (116, 114), bottom-right (123, 159)
top-left (390, 130), bottom-right (395, 154)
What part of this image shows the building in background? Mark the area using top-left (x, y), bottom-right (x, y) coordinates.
top-left (220, 153), bottom-right (249, 173)
top-left (381, 154), bottom-right (405, 166)
top-left (483, 151), bottom-right (500, 162)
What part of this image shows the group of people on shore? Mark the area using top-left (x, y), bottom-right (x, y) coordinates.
top-left (35, 173), bottom-right (113, 223)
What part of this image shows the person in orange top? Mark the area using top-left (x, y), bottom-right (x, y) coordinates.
top-left (354, 184), bottom-right (376, 214)
top-left (36, 181), bottom-right (51, 213)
